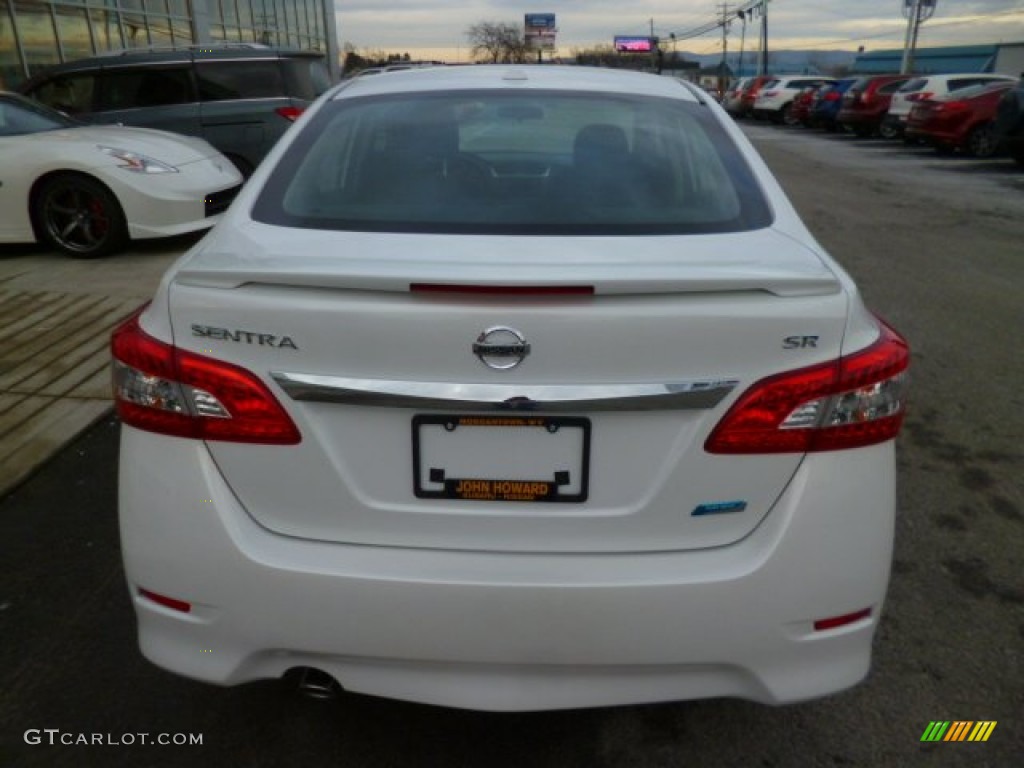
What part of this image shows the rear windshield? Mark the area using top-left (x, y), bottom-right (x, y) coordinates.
top-left (282, 57), bottom-right (331, 100)
top-left (899, 78), bottom-right (928, 93)
top-left (252, 89), bottom-right (772, 236)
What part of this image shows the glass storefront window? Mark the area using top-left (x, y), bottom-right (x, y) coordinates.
top-left (14, 1), bottom-right (61, 74)
top-left (0, 0), bottom-right (27, 88)
top-left (88, 8), bottom-right (124, 51)
top-left (54, 4), bottom-right (93, 61)
top-left (170, 16), bottom-right (192, 44)
top-left (147, 13), bottom-right (173, 43)
top-left (236, 0), bottom-right (251, 32)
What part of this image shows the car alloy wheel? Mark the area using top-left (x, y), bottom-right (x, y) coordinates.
top-left (781, 103), bottom-right (800, 127)
top-left (35, 174), bottom-right (128, 258)
top-left (878, 123), bottom-right (900, 140)
top-left (966, 123), bottom-right (999, 159)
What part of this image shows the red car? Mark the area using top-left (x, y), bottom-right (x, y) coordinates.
top-left (789, 83), bottom-right (828, 127)
top-left (728, 75), bottom-right (773, 119)
top-left (905, 81), bottom-right (1015, 157)
top-left (838, 75), bottom-right (914, 138)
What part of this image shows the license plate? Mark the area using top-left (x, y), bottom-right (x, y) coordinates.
top-left (413, 414), bottom-right (590, 502)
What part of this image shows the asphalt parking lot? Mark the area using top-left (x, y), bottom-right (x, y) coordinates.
top-left (1, 123), bottom-right (1022, 767)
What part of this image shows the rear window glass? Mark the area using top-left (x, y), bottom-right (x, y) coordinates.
top-left (97, 67), bottom-right (194, 109)
top-left (282, 57), bottom-right (331, 100)
top-left (878, 80), bottom-right (909, 94)
top-left (252, 90), bottom-right (772, 236)
top-left (27, 74), bottom-right (97, 115)
top-left (899, 78), bottom-right (927, 93)
top-left (197, 61), bottom-right (285, 101)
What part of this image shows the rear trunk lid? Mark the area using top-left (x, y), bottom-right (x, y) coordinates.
top-left (166, 223), bottom-right (849, 554)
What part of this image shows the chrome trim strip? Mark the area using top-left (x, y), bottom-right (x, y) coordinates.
top-left (271, 373), bottom-right (738, 412)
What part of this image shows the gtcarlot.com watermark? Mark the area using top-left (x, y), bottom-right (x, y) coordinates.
top-left (24, 729), bottom-right (203, 747)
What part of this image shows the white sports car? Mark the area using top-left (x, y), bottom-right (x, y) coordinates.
top-left (0, 92), bottom-right (242, 258)
top-left (113, 65), bottom-right (909, 711)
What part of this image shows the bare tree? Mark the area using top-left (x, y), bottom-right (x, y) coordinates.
top-left (466, 21), bottom-right (529, 64)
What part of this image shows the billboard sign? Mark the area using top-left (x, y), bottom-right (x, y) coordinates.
top-left (614, 36), bottom-right (655, 53)
top-left (525, 13), bottom-right (557, 50)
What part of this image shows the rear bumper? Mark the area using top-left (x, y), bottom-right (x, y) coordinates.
top-left (119, 427), bottom-right (896, 711)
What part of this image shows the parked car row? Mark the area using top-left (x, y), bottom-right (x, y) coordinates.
top-left (727, 71), bottom-right (1024, 164)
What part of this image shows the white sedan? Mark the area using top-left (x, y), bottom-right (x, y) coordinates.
top-left (0, 92), bottom-right (242, 258)
top-left (112, 65), bottom-right (909, 711)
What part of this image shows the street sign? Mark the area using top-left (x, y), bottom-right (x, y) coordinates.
top-left (525, 13), bottom-right (557, 50)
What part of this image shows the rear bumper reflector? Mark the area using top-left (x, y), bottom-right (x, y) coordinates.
top-left (271, 373), bottom-right (739, 412)
top-left (138, 588), bottom-right (192, 613)
top-left (813, 607), bottom-right (871, 632)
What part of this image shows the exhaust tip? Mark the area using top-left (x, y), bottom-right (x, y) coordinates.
top-left (288, 667), bottom-right (342, 701)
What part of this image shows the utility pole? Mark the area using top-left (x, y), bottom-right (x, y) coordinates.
top-left (901, 0), bottom-right (937, 74)
top-left (759, 0), bottom-right (769, 76)
top-left (737, 9), bottom-right (747, 78)
top-left (718, 4), bottom-right (731, 97)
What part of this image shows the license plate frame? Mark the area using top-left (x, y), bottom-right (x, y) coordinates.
top-left (412, 414), bottom-right (590, 503)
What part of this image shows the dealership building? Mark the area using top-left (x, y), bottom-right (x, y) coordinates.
top-left (0, 0), bottom-right (341, 89)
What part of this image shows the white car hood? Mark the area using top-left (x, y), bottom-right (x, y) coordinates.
top-left (29, 125), bottom-right (219, 166)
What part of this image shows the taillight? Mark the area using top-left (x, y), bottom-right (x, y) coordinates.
top-left (275, 106), bottom-right (305, 122)
top-left (111, 311), bottom-right (301, 444)
top-left (933, 100), bottom-right (967, 113)
top-left (824, 91), bottom-right (841, 102)
top-left (763, 90), bottom-right (778, 98)
top-left (906, 92), bottom-right (934, 102)
top-left (705, 320), bottom-right (909, 454)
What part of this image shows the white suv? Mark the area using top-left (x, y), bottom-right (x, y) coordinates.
top-left (113, 65), bottom-right (909, 712)
top-left (752, 75), bottom-right (834, 124)
top-left (883, 72), bottom-right (1016, 138)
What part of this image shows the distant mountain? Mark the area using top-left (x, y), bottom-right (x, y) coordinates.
top-left (672, 49), bottom-right (858, 75)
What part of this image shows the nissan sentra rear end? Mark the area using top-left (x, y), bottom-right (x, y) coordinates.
top-left (113, 65), bottom-right (908, 711)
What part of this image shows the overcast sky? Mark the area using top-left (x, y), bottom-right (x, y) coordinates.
top-left (334, 1), bottom-right (1024, 60)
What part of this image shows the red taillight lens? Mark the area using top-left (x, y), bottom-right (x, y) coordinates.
top-left (111, 312), bottom-right (301, 444)
top-left (824, 91), bottom-right (841, 102)
top-left (763, 90), bottom-right (778, 98)
top-left (411, 284), bottom-right (594, 296)
top-left (933, 100), bottom-right (967, 113)
top-left (906, 91), bottom-right (933, 102)
top-left (705, 320), bottom-right (909, 454)
top-left (275, 106), bottom-right (305, 122)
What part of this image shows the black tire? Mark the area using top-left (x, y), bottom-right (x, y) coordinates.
top-left (965, 123), bottom-right (999, 159)
top-left (32, 174), bottom-right (128, 258)
top-left (781, 103), bottom-right (799, 127)
top-left (879, 122), bottom-right (900, 140)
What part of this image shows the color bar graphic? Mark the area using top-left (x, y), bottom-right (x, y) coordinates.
top-left (920, 721), bottom-right (996, 742)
